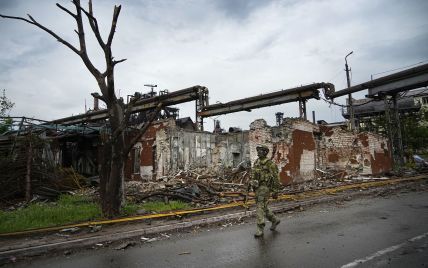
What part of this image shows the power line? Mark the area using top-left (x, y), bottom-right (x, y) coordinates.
top-left (327, 68), bottom-right (343, 82)
top-left (371, 60), bottom-right (428, 78)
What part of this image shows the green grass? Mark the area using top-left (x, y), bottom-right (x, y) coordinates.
top-left (122, 200), bottom-right (190, 215)
top-left (142, 200), bottom-right (190, 212)
top-left (0, 195), bottom-right (101, 234)
top-left (0, 196), bottom-right (191, 234)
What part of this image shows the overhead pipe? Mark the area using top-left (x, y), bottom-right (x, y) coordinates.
top-left (50, 85), bottom-right (207, 125)
top-left (198, 83), bottom-right (334, 118)
top-left (325, 63), bottom-right (428, 99)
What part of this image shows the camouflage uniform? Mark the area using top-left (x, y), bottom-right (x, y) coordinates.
top-left (250, 145), bottom-right (281, 237)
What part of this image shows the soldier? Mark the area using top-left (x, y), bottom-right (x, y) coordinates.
top-left (250, 145), bottom-right (281, 237)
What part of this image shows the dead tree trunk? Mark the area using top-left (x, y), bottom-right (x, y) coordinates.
top-left (99, 136), bottom-right (124, 216)
top-left (1, 0), bottom-right (162, 218)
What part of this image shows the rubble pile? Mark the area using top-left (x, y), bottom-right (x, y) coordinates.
top-left (288, 176), bottom-right (358, 193)
top-left (125, 168), bottom-right (252, 206)
top-left (124, 166), bottom-right (391, 206)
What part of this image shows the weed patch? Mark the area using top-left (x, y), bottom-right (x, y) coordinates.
top-left (142, 200), bottom-right (190, 213)
top-left (0, 196), bottom-right (191, 233)
top-left (0, 195), bottom-right (101, 233)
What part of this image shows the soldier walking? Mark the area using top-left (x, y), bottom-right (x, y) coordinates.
top-left (250, 145), bottom-right (281, 237)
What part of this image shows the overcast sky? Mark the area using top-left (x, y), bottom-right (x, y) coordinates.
top-left (1, 0), bottom-right (427, 130)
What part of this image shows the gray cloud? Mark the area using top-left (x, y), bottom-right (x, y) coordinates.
top-left (363, 33), bottom-right (428, 64)
top-left (1, 0), bottom-right (427, 129)
top-left (214, 0), bottom-right (273, 19)
top-left (0, 0), bottom-right (18, 10)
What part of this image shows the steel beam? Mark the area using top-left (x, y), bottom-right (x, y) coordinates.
top-left (368, 73), bottom-right (428, 97)
top-left (198, 83), bottom-right (333, 118)
top-left (50, 86), bottom-right (207, 125)
top-left (325, 63), bottom-right (428, 99)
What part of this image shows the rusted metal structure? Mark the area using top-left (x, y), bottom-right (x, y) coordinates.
top-left (50, 83), bottom-right (335, 131)
top-left (50, 86), bottom-right (209, 126)
top-left (198, 83), bottom-right (335, 122)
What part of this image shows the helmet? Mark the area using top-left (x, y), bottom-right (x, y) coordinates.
top-left (256, 144), bottom-right (269, 152)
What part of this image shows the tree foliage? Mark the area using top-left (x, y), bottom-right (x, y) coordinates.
top-left (0, 89), bottom-right (14, 117)
top-left (0, 89), bottom-right (14, 134)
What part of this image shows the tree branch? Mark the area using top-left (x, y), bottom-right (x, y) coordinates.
top-left (0, 14), bottom-right (35, 25)
top-left (56, 3), bottom-right (77, 19)
top-left (107, 5), bottom-right (121, 46)
top-left (0, 13), bottom-right (81, 55)
top-left (124, 92), bottom-right (141, 122)
top-left (78, 1), bottom-right (106, 49)
top-left (110, 94), bottom-right (141, 141)
top-left (100, 58), bottom-right (126, 77)
top-left (70, 0), bottom-right (102, 78)
top-left (72, 1), bottom-right (87, 53)
top-left (113, 58), bottom-right (127, 66)
top-left (91, 92), bottom-right (107, 104)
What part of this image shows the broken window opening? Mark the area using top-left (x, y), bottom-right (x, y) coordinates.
top-left (152, 145), bottom-right (157, 178)
top-left (232, 152), bottom-right (241, 167)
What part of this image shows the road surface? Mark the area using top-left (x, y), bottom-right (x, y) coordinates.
top-left (9, 190), bottom-right (428, 267)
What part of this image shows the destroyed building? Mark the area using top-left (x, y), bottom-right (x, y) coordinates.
top-left (3, 76), bottom-right (411, 202)
top-left (124, 117), bottom-right (250, 181)
top-left (125, 116), bottom-right (392, 185)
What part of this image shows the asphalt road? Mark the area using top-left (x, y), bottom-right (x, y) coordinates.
top-left (8, 190), bottom-right (428, 268)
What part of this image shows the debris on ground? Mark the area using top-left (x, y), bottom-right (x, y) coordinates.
top-left (125, 168), bottom-right (252, 206)
top-left (89, 225), bottom-right (102, 233)
top-left (120, 164), bottom-right (428, 210)
top-left (114, 241), bottom-right (136, 250)
top-left (3, 150), bottom-right (427, 216)
top-left (414, 155), bottom-right (428, 167)
top-left (141, 236), bottom-right (158, 243)
top-left (59, 227), bottom-right (80, 233)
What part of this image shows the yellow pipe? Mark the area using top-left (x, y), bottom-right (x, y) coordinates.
top-left (1, 175), bottom-right (426, 237)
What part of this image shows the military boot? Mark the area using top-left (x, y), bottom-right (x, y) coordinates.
top-left (270, 219), bottom-right (280, 231)
top-left (254, 225), bottom-right (264, 238)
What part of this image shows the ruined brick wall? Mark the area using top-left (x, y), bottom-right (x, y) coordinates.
top-left (214, 132), bottom-right (250, 169)
top-left (127, 117), bottom-right (392, 182)
top-left (282, 120), bottom-right (317, 184)
top-left (249, 119), bottom-right (392, 185)
top-left (359, 132), bottom-right (392, 174)
top-left (156, 129), bottom-right (216, 178)
top-left (249, 119), bottom-right (317, 185)
top-left (318, 126), bottom-right (361, 172)
top-left (155, 128), bottom-right (249, 178)
top-left (318, 126), bottom-right (392, 175)
top-left (125, 118), bottom-right (173, 181)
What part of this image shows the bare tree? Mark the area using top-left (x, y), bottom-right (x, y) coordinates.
top-left (1, 0), bottom-right (162, 217)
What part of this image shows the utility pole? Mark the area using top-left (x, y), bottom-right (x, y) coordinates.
top-left (345, 51), bottom-right (355, 130)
